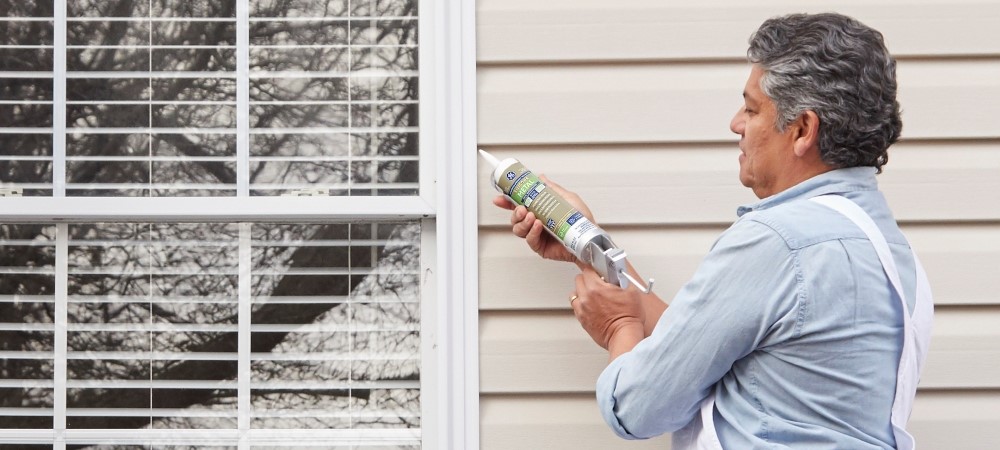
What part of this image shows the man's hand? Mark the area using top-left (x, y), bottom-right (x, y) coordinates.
top-left (491, 175), bottom-right (595, 264)
top-left (569, 267), bottom-right (646, 358)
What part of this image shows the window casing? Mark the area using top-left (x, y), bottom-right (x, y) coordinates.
top-left (0, 0), bottom-right (477, 448)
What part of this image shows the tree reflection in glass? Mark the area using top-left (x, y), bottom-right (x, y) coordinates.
top-left (1, 0), bottom-right (423, 443)
top-left (249, 222), bottom-right (420, 430)
top-left (0, 220), bottom-right (420, 435)
top-left (248, 0), bottom-right (418, 197)
top-left (45, 0), bottom-right (419, 197)
top-left (0, 225), bottom-right (56, 429)
top-left (0, 0), bottom-right (55, 195)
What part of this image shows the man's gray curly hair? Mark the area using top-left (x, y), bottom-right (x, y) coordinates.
top-left (748, 13), bottom-right (902, 172)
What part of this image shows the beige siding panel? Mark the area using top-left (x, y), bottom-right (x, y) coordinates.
top-left (479, 227), bottom-right (718, 310)
top-left (481, 394), bottom-right (672, 450)
top-left (479, 63), bottom-right (743, 145)
top-left (478, 0), bottom-right (1000, 63)
top-left (921, 307), bottom-right (1000, 389)
top-left (909, 390), bottom-right (1000, 450)
top-left (479, 221), bottom-right (1000, 309)
top-left (479, 307), bottom-right (1000, 393)
top-left (879, 141), bottom-right (1000, 224)
top-left (480, 391), bottom-right (1000, 450)
top-left (898, 61), bottom-right (1000, 141)
top-left (479, 311), bottom-right (603, 394)
top-left (478, 64), bottom-right (743, 145)
top-left (903, 225), bottom-right (1000, 306)
top-left (476, 142), bottom-right (1000, 226)
top-left (478, 61), bottom-right (1000, 145)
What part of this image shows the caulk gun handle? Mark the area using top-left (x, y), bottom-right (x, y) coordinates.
top-left (588, 244), bottom-right (654, 294)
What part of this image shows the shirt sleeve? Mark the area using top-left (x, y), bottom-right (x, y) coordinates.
top-left (596, 217), bottom-right (801, 439)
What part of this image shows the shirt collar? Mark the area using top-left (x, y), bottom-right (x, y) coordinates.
top-left (736, 166), bottom-right (880, 217)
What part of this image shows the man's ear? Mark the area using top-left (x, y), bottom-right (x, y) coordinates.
top-left (792, 110), bottom-right (820, 158)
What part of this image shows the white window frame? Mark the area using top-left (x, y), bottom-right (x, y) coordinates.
top-left (0, 0), bottom-right (479, 447)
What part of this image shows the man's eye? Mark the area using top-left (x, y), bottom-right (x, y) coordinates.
top-left (744, 107), bottom-right (755, 115)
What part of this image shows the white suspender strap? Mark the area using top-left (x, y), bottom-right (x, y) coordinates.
top-left (810, 194), bottom-right (934, 450)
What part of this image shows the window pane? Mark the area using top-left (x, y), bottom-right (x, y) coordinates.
top-left (250, 222), bottom-right (420, 430)
top-left (68, 1), bottom-right (148, 18)
top-left (250, 0), bottom-right (350, 18)
top-left (66, 222), bottom-right (240, 430)
top-left (1, 2), bottom-right (53, 196)
top-left (64, 4), bottom-right (238, 197)
top-left (0, 133), bottom-right (52, 195)
top-left (0, 220), bottom-right (421, 443)
top-left (249, 6), bottom-right (419, 197)
top-left (151, 0), bottom-right (237, 18)
top-left (2, 2), bottom-right (54, 18)
top-left (0, 224), bottom-right (56, 429)
top-left (4, 0), bottom-right (421, 199)
top-left (0, 15), bottom-right (54, 72)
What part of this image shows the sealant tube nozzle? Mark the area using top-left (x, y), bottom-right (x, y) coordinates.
top-left (478, 148), bottom-right (501, 169)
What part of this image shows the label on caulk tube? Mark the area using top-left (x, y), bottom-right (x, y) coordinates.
top-left (481, 148), bottom-right (653, 293)
top-left (495, 161), bottom-right (600, 256)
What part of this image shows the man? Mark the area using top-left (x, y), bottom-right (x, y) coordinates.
top-left (493, 13), bottom-right (933, 449)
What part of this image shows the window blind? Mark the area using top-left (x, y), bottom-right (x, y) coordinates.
top-left (0, 225), bottom-right (57, 430)
top-left (65, 1), bottom-right (239, 197)
top-left (1, 221), bottom-right (421, 447)
top-left (1, 0), bottom-right (418, 197)
top-left (65, 222), bottom-right (241, 430)
top-left (1, 0), bottom-right (428, 447)
top-left (247, 0), bottom-right (419, 196)
top-left (0, 3), bottom-right (55, 196)
top-left (249, 223), bottom-right (420, 432)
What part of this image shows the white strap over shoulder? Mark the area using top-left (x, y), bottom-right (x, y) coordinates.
top-left (810, 194), bottom-right (934, 450)
top-left (674, 195), bottom-right (933, 450)
top-left (810, 195), bottom-right (908, 313)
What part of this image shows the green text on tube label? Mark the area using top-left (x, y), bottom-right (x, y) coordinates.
top-left (495, 161), bottom-right (599, 255)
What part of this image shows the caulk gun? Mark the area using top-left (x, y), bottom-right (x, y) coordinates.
top-left (480, 149), bottom-right (654, 293)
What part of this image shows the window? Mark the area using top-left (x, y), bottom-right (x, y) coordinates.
top-left (0, 0), bottom-right (477, 448)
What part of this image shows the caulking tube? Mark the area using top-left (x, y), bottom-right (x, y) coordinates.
top-left (479, 149), bottom-right (653, 293)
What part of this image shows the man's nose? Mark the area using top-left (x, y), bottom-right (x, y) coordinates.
top-left (730, 108), bottom-right (744, 135)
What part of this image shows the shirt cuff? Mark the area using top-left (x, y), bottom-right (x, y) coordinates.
top-left (596, 353), bottom-right (641, 440)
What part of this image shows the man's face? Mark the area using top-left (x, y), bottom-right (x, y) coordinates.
top-left (729, 65), bottom-right (798, 199)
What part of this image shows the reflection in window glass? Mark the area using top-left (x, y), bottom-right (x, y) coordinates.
top-left (66, 223), bottom-right (240, 430)
top-left (0, 3), bottom-right (54, 194)
top-left (0, 224), bottom-right (56, 429)
top-left (248, 2), bottom-right (419, 196)
top-left (250, 222), bottom-right (420, 430)
top-left (64, 0), bottom-right (238, 197)
top-left (0, 220), bottom-right (420, 445)
top-left (1, 0), bottom-right (429, 446)
top-left (1, 0), bottom-right (419, 198)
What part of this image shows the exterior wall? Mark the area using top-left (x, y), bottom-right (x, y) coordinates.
top-left (477, 1), bottom-right (1000, 449)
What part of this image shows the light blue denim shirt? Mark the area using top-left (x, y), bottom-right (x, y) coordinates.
top-left (597, 167), bottom-right (918, 449)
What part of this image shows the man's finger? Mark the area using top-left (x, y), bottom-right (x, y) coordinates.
top-left (525, 219), bottom-right (545, 252)
top-left (512, 211), bottom-right (535, 238)
top-left (578, 265), bottom-right (600, 287)
top-left (492, 195), bottom-right (516, 210)
top-left (509, 205), bottom-right (525, 226)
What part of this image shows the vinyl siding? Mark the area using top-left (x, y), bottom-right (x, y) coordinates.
top-left (477, 1), bottom-right (1000, 448)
